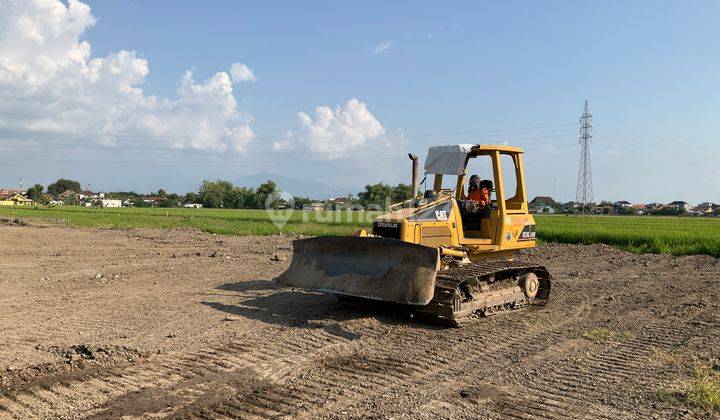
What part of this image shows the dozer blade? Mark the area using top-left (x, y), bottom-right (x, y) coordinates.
top-left (276, 236), bottom-right (440, 305)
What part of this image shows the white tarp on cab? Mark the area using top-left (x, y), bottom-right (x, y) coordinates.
top-left (423, 144), bottom-right (475, 175)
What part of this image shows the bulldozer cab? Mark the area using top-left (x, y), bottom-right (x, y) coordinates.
top-left (423, 144), bottom-right (533, 251)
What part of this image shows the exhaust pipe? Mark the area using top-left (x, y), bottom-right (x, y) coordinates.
top-left (408, 153), bottom-right (419, 198)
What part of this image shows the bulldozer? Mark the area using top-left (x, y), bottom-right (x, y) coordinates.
top-left (277, 144), bottom-right (551, 326)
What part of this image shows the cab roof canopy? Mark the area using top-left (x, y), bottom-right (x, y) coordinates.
top-left (423, 144), bottom-right (524, 175)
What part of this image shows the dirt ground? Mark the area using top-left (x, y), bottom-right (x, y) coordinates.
top-left (1, 220), bottom-right (719, 419)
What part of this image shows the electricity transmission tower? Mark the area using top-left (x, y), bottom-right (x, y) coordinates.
top-left (576, 99), bottom-right (593, 213)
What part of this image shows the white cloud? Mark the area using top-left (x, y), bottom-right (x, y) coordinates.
top-left (0, 0), bottom-right (254, 152)
top-left (275, 98), bottom-right (404, 159)
top-left (230, 62), bottom-right (256, 83)
top-left (373, 41), bottom-right (392, 54)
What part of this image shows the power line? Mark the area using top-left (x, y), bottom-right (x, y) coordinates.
top-left (0, 135), bottom-right (578, 156)
top-left (0, 123), bottom-right (576, 143)
top-left (593, 123), bottom-right (720, 153)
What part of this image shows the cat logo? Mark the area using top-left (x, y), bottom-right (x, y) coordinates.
top-left (435, 210), bottom-right (448, 221)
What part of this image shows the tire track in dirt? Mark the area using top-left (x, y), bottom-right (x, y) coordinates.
top-left (359, 267), bottom-right (719, 419)
top-left (0, 315), bottom-right (394, 418)
top-left (178, 298), bottom-right (598, 419)
top-left (484, 308), bottom-right (718, 419)
top-left (318, 313), bottom-right (607, 418)
top-left (248, 266), bottom-right (709, 419)
top-left (100, 317), bottom-right (411, 418)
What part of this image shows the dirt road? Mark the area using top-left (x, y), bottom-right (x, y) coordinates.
top-left (1, 221), bottom-right (718, 419)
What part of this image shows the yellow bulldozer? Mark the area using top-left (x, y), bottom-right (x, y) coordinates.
top-left (277, 144), bottom-right (551, 326)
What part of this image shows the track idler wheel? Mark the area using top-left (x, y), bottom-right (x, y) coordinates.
top-left (520, 273), bottom-right (539, 300)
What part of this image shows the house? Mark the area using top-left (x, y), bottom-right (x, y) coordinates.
top-left (58, 190), bottom-right (80, 203)
top-left (529, 196), bottom-right (558, 207)
top-left (0, 193), bottom-right (33, 206)
top-left (0, 188), bottom-right (26, 198)
top-left (667, 201), bottom-right (688, 211)
top-left (612, 200), bottom-right (634, 214)
top-left (141, 196), bottom-right (167, 206)
top-left (530, 205), bottom-right (556, 214)
top-left (327, 196), bottom-right (353, 210)
top-left (304, 202), bottom-right (327, 211)
top-left (275, 199), bottom-right (291, 209)
top-left (559, 201), bottom-right (578, 213)
top-left (529, 196), bottom-right (558, 214)
top-left (79, 190), bottom-right (105, 201)
top-left (100, 199), bottom-right (122, 208)
top-left (184, 203), bottom-right (203, 208)
top-left (694, 202), bottom-right (719, 214)
top-left (631, 204), bottom-right (647, 215)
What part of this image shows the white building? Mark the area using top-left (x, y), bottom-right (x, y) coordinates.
top-left (100, 199), bottom-right (122, 208)
top-left (184, 203), bottom-right (203, 208)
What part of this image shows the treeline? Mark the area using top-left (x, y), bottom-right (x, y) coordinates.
top-left (194, 180), bottom-right (413, 209)
top-left (357, 183), bottom-right (413, 208)
top-left (195, 180), bottom-right (291, 209)
top-left (25, 177), bottom-right (414, 210)
top-left (161, 180), bottom-right (413, 209)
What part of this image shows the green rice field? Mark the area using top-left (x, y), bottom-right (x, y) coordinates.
top-left (1, 206), bottom-right (718, 257)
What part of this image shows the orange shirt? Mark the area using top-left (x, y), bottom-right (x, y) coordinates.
top-left (468, 188), bottom-right (490, 206)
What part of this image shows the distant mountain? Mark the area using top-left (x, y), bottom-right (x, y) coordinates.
top-left (231, 173), bottom-right (355, 200)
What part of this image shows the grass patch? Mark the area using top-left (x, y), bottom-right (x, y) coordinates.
top-left (0, 206), bottom-right (380, 237)
top-left (0, 207), bottom-right (719, 257)
top-left (659, 365), bottom-right (720, 414)
top-left (535, 214), bottom-right (720, 258)
top-left (582, 327), bottom-right (635, 342)
top-left (648, 348), bottom-right (684, 367)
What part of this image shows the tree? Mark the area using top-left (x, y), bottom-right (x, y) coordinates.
top-left (26, 184), bottom-right (44, 201)
top-left (132, 198), bottom-right (152, 207)
top-left (39, 193), bottom-right (54, 205)
top-left (392, 184), bottom-right (413, 203)
top-left (158, 197), bottom-right (179, 208)
top-left (651, 206), bottom-right (682, 216)
top-left (156, 189), bottom-right (167, 197)
top-left (105, 191), bottom-right (140, 200)
top-left (63, 193), bottom-right (79, 206)
top-left (48, 179), bottom-right (81, 196)
top-left (255, 180), bottom-right (277, 209)
top-left (198, 180), bottom-right (234, 208)
top-left (183, 192), bottom-right (199, 203)
top-left (358, 183), bottom-right (394, 209)
top-left (293, 196), bottom-right (313, 209)
top-left (228, 187), bottom-right (256, 208)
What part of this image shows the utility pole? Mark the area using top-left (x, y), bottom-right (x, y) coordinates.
top-left (576, 99), bottom-right (593, 213)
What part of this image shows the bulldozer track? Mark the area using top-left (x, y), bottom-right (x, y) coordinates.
top-left (417, 259), bottom-right (552, 325)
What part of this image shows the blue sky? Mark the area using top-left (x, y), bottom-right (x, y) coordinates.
top-left (1, 1), bottom-right (718, 203)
